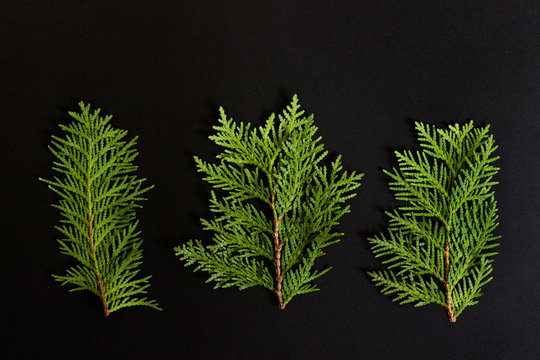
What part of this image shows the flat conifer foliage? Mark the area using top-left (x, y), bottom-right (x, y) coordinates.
top-left (40, 102), bottom-right (160, 316)
top-left (368, 121), bottom-right (499, 322)
top-left (175, 95), bottom-right (363, 309)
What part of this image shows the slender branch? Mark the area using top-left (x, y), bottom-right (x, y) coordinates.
top-left (88, 213), bottom-right (110, 317)
top-left (442, 149), bottom-right (462, 323)
top-left (86, 125), bottom-right (110, 317)
top-left (443, 234), bottom-right (455, 322)
top-left (440, 129), bottom-right (482, 322)
top-left (270, 195), bottom-right (285, 309)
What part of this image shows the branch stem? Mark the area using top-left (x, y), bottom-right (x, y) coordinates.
top-left (88, 213), bottom-right (110, 317)
top-left (270, 196), bottom-right (285, 309)
top-left (443, 239), bottom-right (456, 322)
top-left (86, 126), bottom-right (110, 317)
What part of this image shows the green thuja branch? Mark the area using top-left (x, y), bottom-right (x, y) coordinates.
top-left (175, 95), bottom-right (363, 309)
top-left (40, 102), bottom-right (161, 316)
top-left (368, 120), bottom-right (499, 322)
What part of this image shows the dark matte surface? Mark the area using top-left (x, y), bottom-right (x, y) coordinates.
top-left (1, 1), bottom-right (539, 359)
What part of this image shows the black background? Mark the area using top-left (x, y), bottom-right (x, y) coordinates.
top-left (2, 1), bottom-right (539, 359)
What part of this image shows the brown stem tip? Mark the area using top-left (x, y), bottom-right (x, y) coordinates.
top-left (446, 297), bottom-right (456, 323)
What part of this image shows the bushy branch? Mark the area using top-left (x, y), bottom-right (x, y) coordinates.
top-left (175, 94), bottom-right (363, 309)
top-left (368, 120), bottom-right (499, 322)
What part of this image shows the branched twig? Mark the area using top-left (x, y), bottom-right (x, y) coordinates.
top-left (176, 95), bottom-right (362, 309)
top-left (41, 101), bottom-right (160, 316)
top-left (368, 120), bottom-right (499, 322)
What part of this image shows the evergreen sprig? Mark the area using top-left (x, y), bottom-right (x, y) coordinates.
top-left (40, 102), bottom-right (161, 316)
top-left (175, 95), bottom-right (363, 309)
top-left (368, 120), bottom-right (499, 322)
